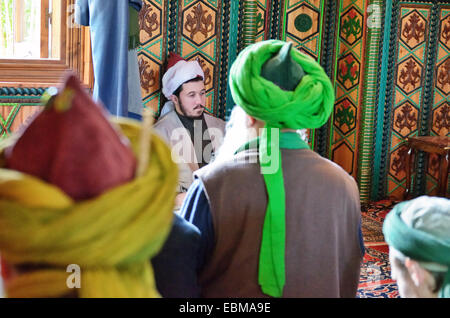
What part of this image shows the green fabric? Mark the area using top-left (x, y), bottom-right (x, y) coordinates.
top-left (235, 131), bottom-right (310, 153)
top-left (230, 39), bottom-right (334, 297)
top-left (236, 131), bottom-right (309, 297)
top-left (260, 42), bottom-right (305, 91)
top-left (129, 6), bottom-right (140, 50)
top-left (383, 199), bottom-right (450, 298)
top-left (229, 39), bottom-right (334, 130)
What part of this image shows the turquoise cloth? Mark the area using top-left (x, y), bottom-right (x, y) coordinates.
top-left (383, 197), bottom-right (450, 298)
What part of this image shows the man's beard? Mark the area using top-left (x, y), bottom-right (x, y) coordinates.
top-left (214, 106), bottom-right (258, 163)
top-left (214, 106), bottom-right (309, 163)
top-left (178, 101), bottom-right (204, 119)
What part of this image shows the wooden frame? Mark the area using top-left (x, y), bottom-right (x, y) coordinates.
top-left (0, 0), bottom-right (93, 88)
top-left (40, 0), bottom-right (50, 59)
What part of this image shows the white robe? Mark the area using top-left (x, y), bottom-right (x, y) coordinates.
top-left (153, 110), bottom-right (225, 193)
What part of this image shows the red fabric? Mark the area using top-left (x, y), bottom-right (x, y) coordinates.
top-left (167, 52), bottom-right (185, 69)
top-left (0, 256), bottom-right (10, 281)
top-left (5, 74), bottom-right (137, 201)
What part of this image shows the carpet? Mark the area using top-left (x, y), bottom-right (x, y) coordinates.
top-left (357, 200), bottom-right (400, 298)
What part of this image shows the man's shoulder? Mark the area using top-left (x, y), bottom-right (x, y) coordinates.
top-left (204, 113), bottom-right (226, 129)
top-left (172, 213), bottom-right (201, 238)
top-left (154, 110), bottom-right (178, 130)
top-left (307, 151), bottom-right (359, 193)
top-left (195, 150), bottom-right (259, 182)
top-left (204, 113), bottom-right (225, 123)
top-left (281, 148), bottom-right (359, 191)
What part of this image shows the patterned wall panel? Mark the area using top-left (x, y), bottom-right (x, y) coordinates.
top-left (177, 0), bottom-right (222, 117)
top-left (386, 3), bottom-right (432, 199)
top-left (330, 0), bottom-right (368, 180)
top-left (282, 0), bottom-right (326, 61)
top-left (138, 0), bottom-right (167, 117)
top-left (255, 0), bottom-right (271, 42)
top-left (0, 90), bottom-right (44, 139)
top-left (241, 0), bottom-right (259, 47)
top-left (2, 0), bottom-right (447, 202)
top-left (0, 104), bottom-right (43, 139)
top-left (435, 10), bottom-right (450, 122)
top-left (425, 4), bottom-right (450, 196)
top-left (373, 1), bottom-right (450, 201)
top-left (359, 0), bottom-right (384, 203)
top-left (137, 0), bottom-right (236, 120)
top-left (279, 0), bottom-right (327, 148)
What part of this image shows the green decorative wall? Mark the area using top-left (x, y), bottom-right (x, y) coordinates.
top-left (1, 0), bottom-right (449, 202)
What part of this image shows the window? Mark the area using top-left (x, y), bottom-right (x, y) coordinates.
top-left (0, 0), bottom-right (93, 88)
top-left (1, 0), bottom-right (41, 59)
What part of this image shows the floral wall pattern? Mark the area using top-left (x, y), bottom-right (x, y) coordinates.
top-left (1, 0), bottom-right (448, 202)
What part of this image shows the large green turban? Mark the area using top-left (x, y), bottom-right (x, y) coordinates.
top-left (229, 40), bottom-right (335, 297)
top-left (229, 39), bottom-right (334, 129)
top-left (383, 196), bottom-right (450, 298)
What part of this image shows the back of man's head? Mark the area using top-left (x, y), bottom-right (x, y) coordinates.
top-left (383, 196), bottom-right (450, 298)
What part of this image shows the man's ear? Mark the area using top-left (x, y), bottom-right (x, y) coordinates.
top-left (246, 115), bottom-right (257, 127)
top-left (405, 258), bottom-right (431, 288)
top-left (169, 95), bottom-right (178, 104)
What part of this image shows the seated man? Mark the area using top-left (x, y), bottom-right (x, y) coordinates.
top-left (383, 196), bottom-right (450, 298)
top-left (180, 40), bottom-right (364, 298)
top-left (154, 53), bottom-right (225, 209)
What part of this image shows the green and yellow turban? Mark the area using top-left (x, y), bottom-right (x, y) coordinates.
top-left (229, 40), bottom-right (335, 297)
top-left (383, 196), bottom-right (450, 298)
top-left (0, 118), bottom-right (178, 298)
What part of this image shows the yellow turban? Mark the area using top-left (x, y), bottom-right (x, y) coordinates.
top-left (0, 118), bottom-right (178, 298)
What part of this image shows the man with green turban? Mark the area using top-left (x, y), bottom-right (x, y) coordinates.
top-left (383, 196), bottom-right (450, 298)
top-left (180, 40), bottom-right (364, 297)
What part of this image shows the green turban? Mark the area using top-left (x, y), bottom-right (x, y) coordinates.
top-left (383, 196), bottom-right (450, 298)
top-left (229, 40), bottom-right (335, 297)
top-left (229, 39), bottom-right (334, 129)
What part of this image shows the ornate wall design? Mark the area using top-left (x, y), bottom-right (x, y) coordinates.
top-left (387, 3), bottom-right (431, 200)
top-left (279, 0), bottom-right (327, 148)
top-left (138, 0), bottom-right (229, 119)
top-left (255, 0), bottom-right (271, 43)
top-left (282, 0), bottom-right (325, 60)
top-left (1, 0), bottom-right (447, 202)
top-left (179, 0), bottom-right (221, 117)
top-left (281, 0), bottom-right (325, 61)
top-left (330, 0), bottom-right (368, 180)
top-left (425, 4), bottom-right (450, 195)
top-left (138, 0), bottom-right (168, 117)
top-left (358, 0), bottom-right (385, 203)
top-left (373, 1), bottom-right (449, 200)
top-left (0, 90), bottom-right (43, 139)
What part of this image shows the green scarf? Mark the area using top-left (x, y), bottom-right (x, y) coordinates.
top-left (236, 131), bottom-right (309, 297)
top-left (229, 40), bottom-right (334, 130)
top-left (230, 40), bottom-right (334, 297)
top-left (383, 199), bottom-right (450, 298)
